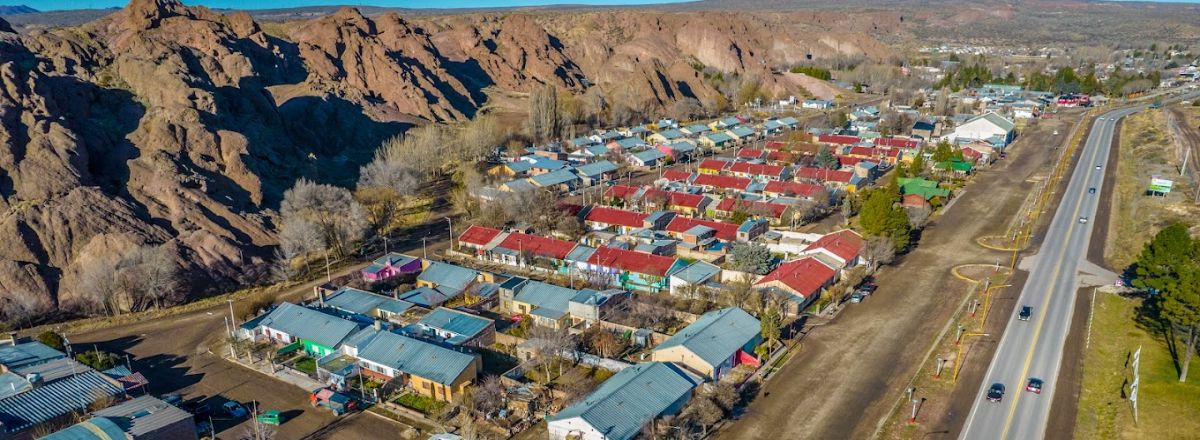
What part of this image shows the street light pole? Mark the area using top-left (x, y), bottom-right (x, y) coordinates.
top-left (446, 217), bottom-right (454, 250)
top-left (422, 237), bottom-right (428, 259)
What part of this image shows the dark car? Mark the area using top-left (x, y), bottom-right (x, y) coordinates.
top-left (1088, 187), bottom-right (1096, 194)
top-left (987, 383), bottom-right (1005, 402)
top-left (1026, 378), bottom-right (1044, 394)
top-left (184, 402), bottom-right (212, 420)
top-left (1018, 305), bottom-right (1032, 321)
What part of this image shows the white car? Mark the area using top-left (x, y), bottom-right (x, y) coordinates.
top-left (1079, 217), bottom-right (1088, 224)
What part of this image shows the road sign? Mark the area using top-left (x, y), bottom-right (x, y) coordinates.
top-left (1148, 177), bottom-right (1174, 194)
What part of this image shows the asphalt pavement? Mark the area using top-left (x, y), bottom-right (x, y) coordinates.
top-left (958, 93), bottom-right (1200, 439)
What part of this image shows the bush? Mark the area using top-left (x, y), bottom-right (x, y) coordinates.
top-left (37, 331), bottom-right (65, 351)
top-left (76, 350), bottom-right (118, 371)
top-left (235, 292), bottom-right (279, 321)
top-left (789, 66), bottom-right (833, 81)
top-left (394, 392), bottom-right (447, 415)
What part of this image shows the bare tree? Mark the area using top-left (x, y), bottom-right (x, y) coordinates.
top-left (862, 236), bottom-right (896, 273)
top-left (277, 217), bottom-right (326, 274)
top-left (526, 84), bottom-right (563, 143)
top-left (77, 255), bottom-right (122, 316)
top-left (470, 375), bottom-right (505, 418)
top-left (130, 245), bottom-right (181, 310)
top-left (906, 205), bottom-right (932, 230)
top-left (2, 293), bottom-right (51, 329)
top-left (281, 179), bottom-right (368, 258)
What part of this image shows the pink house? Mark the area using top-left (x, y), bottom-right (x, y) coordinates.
top-left (361, 253), bottom-right (423, 282)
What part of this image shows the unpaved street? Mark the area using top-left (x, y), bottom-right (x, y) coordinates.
top-left (718, 113), bottom-right (1079, 440)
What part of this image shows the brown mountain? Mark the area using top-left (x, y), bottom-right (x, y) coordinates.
top-left (0, 0), bottom-right (890, 316)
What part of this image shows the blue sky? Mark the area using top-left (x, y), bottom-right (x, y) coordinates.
top-left (16, 0), bottom-right (692, 12)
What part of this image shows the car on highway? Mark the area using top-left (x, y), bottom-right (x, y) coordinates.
top-left (1089, 187), bottom-right (1096, 194)
top-left (1095, 165), bottom-right (1102, 170)
top-left (987, 383), bottom-right (1006, 402)
top-left (1079, 217), bottom-right (1088, 224)
top-left (1026, 378), bottom-right (1044, 394)
top-left (1019, 305), bottom-right (1032, 321)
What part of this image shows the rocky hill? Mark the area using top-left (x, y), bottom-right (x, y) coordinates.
top-left (0, 0), bottom-right (890, 316)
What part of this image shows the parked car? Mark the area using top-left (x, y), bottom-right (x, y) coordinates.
top-left (222, 401), bottom-right (248, 419)
top-left (1026, 378), bottom-right (1044, 394)
top-left (1079, 217), bottom-right (1088, 224)
top-left (161, 394), bottom-right (183, 407)
top-left (1095, 165), bottom-right (1102, 170)
top-left (184, 402), bottom-right (212, 421)
top-left (1018, 306), bottom-right (1033, 321)
top-left (850, 292), bottom-right (864, 303)
top-left (256, 410), bottom-right (286, 426)
top-left (1088, 187), bottom-right (1096, 194)
top-left (311, 388), bottom-right (357, 416)
top-left (987, 383), bottom-right (1006, 402)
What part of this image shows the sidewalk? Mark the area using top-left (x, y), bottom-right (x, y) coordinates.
top-left (224, 355), bottom-right (326, 392)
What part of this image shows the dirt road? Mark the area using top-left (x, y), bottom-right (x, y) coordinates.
top-left (718, 115), bottom-right (1078, 440)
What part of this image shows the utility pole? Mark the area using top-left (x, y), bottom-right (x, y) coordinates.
top-left (323, 252), bottom-right (331, 283)
top-left (224, 317), bottom-right (237, 360)
top-left (446, 217), bottom-right (454, 250)
top-left (227, 299), bottom-right (237, 334)
top-left (422, 237), bottom-right (428, 259)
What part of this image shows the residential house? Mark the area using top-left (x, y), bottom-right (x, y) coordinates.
top-left (665, 216), bottom-right (740, 242)
top-left (583, 206), bottom-right (649, 234)
top-left (530, 168), bottom-right (582, 192)
top-left (728, 162), bottom-right (789, 181)
top-left (692, 174), bottom-right (751, 193)
top-left (778, 116), bottom-right (800, 130)
top-left (802, 99), bottom-right (834, 109)
top-left (659, 141), bottom-right (697, 162)
top-left (566, 289), bottom-right (629, 328)
top-left (523, 156), bottom-right (570, 176)
top-left (698, 158), bottom-right (730, 175)
top-left (911, 119), bottom-right (939, 139)
top-left (681, 123), bottom-right (710, 135)
top-left (817, 134), bottom-right (861, 147)
top-left (794, 167), bottom-right (860, 191)
top-left (648, 129), bottom-right (686, 144)
top-left (662, 169), bottom-right (694, 183)
top-left (406, 307), bottom-right (496, 347)
top-left (874, 137), bottom-right (921, 149)
top-left (457, 225), bottom-right (505, 255)
top-left (713, 198), bottom-right (791, 225)
top-left (546, 362), bottom-right (701, 440)
top-left (798, 229), bottom-right (864, 270)
top-left (254, 303), bottom-right (361, 357)
top-left (897, 177), bottom-right (951, 202)
top-left (84, 395), bottom-right (197, 440)
top-left (591, 130), bottom-right (623, 144)
top-left (629, 149), bottom-right (667, 168)
top-left (361, 253), bottom-right (423, 282)
top-left (936, 159), bottom-right (974, 175)
top-left (736, 218), bottom-right (770, 242)
top-left (609, 137), bottom-right (647, 152)
top-left (574, 160), bottom-right (619, 186)
top-left (762, 119), bottom-right (786, 135)
top-left (711, 116), bottom-right (742, 130)
top-left (699, 132), bottom-right (735, 150)
top-left (755, 257), bottom-right (837, 315)
top-left (624, 126), bottom-right (650, 139)
top-left (346, 329), bottom-right (480, 402)
top-left (668, 261), bottom-right (723, 296)
top-left (650, 307), bottom-right (761, 379)
top-left (0, 343), bottom-right (126, 437)
top-left (726, 126), bottom-right (757, 143)
top-left (735, 148), bottom-right (766, 161)
top-left (399, 262), bottom-right (485, 308)
top-left (763, 180), bottom-right (825, 200)
top-left (503, 279), bottom-right (586, 328)
top-left (490, 232), bottom-right (578, 270)
top-left (319, 287), bottom-right (415, 324)
top-left (945, 112), bottom-right (1015, 146)
top-left (580, 247), bottom-right (686, 292)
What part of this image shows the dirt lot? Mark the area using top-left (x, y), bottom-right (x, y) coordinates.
top-left (717, 114), bottom-right (1080, 439)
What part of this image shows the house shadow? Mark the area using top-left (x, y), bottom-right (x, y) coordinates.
top-left (80, 335), bottom-right (205, 396)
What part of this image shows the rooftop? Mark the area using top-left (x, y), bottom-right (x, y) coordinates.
top-left (356, 331), bottom-right (477, 385)
top-left (258, 303), bottom-right (361, 348)
top-left (654, 307), bottom-right (761, 368)
top-left (92, 395), bottom-right (193, 438)
top-left (546, 362), bottom-right (701, 440)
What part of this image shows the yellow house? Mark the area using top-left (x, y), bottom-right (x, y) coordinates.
top-left (650, 308), bottom-right (761, 380)
top-left (355, 331), bottom-right (481, 402)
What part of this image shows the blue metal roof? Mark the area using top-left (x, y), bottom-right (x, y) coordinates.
top-left (0, 342), bottom-right (65, 370)
top-left (631, 149), bottom-right (666, 163)
top-left (531, 168), bottom-right (581, 187)
top-left (653, 307), bottom-right (760, 369)
top-left (671, 261), bottom-right (721, 285)
top-left (513, 281), bottom-right (579, 317)
top-left (324, 287), bottom-right (413, 317)
top-left (0, 370), bottom-right (124, 433)
top-left (703, 132), bottom-right (734, 144)
top-left (257, 303), bottom-right (361, 349)
top-left (565, 245), bottom-right (596, 263)
top-left (418, 262), bottom-right (478, 292)
top-left (658, 129), bottom-right (684, 140)
top-left (614, 138), bottom-right (646, 149)
top-left (92, 395), bottom-right (193, 437)
top-left (546, 362), bottom-right (701, 440)
top-left (356, 331), bottom-right (476, 385)
top-left (398, 286), bottom-right (456, 308)
top-left (416, 308), bottom-right (492, 340)
top-left (39, 417), bottom-right (127, 440)
top-left (576, 160), bottom-right (617, 177)
top-left (586, 144), bottom-right (610, 156)
top-left (684, 124), bottom-right (709, 133)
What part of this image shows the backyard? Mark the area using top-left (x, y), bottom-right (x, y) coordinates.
top-left (1074, 292), bottom-right (1200, 439)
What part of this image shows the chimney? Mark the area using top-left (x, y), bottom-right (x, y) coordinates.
top-left (6, 331), bottom-right (16, 346)
top-left (373, 320), bottom-right (382, 331)
top-left (315, 286), bottom-right (326, 308)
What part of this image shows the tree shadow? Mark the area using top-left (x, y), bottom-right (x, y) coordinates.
top-left (81, 335), bottom-right (206, 396)
top-left (1133, 295), bottom-right (1182, 375)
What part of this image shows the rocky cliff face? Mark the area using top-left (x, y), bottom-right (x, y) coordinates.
top-left (0, 0), bottom-right (890, 315)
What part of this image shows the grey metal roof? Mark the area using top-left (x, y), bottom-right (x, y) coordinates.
top-left (575, 160), bottom-right (618, 177)
top-left (398, 286), bottom-right (457, 308)
top-left (531, 168), bottom-right (581, 187)
top-left (513, 281), bottom-right (579, 317)
top-left (38, 416), bottom-right (127, 440)
top-left (0, 342), bottom-right (65, 369)
top-left (0, 370), bottom-right (123, 433)
top-left (417, 262), bottom-right (478, 292)
top-left (92, 395), bottom-right (193, 437)
top-left (670, 261), bottom-right (721, 285)
top-left (416, 308), bottom-right (493, 340)
top-left (565, 245), bottom-right (596, 263)
top-left (653, 307), bottom-right (760, 368)
top-left (258, 303), bottom-right (361, 349)
top-left (324, 287), bottom-right (413, 317)
top-left (356, 331), bottom-right (476, 385)
top-left (546, 362), bottom-right (701, 440)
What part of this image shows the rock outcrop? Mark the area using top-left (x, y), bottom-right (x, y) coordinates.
top-left (0, 0), bottom-right (891, 315)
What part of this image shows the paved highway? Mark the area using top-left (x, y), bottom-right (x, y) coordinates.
top-left (958, 105), bottom-right (1138, 440)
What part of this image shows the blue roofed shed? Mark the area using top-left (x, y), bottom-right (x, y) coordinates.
top-left (546, 362), bottom-right (701, 440)
top-left (650, 307), bottom-right (761, 379)
top-left (408, 307), bottom-right (496, 347)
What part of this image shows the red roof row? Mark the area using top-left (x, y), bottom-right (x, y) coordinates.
top-left (665, 217), bottom-right (740, 241)
top-left (587, 246), bottom-right (679, 277)
top-left (756, 257), bottom-right (837, 298)
top-left (584, 206), bottom-right (648, 228)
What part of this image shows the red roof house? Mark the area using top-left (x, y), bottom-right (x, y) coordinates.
top-left (763, 181), bottom-right (825, 199)
top-left (715, 198), bottom-right (790, 221)
top-left (800, 229), bottom-right (864, 268)
top-left (584, 206), bottom-right (649, 231)
top-left (698, 158), bottom-right (731, 174)
top-left (693, 174), bottom-right (752, 192)
top-left (458, 225), bottom-right (504, 249)
top-left (665, 217), bottom-right (741, 241)
top-left (497, 232), bottom-right (577, 260)
top-left (736, 148), bottom-right (766, 160)
top-left (818, 134), bottom-right (861, 146)
top-left (756, 257), bottom-right (838, 312)
top-left (728, 162), bottom-right (788, 180)
top-left (794, 167), bottom-right (856, 185)
top-left (875, 137), bottom-right (921, 149)
top-left (662, 169), bottom-right (694, 182)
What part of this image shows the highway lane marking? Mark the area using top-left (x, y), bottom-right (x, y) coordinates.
top-left (998, 116), bottom-right (1113, 439)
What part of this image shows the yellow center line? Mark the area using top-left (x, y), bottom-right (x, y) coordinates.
top-left (998, 116), bottom-right (1110, 439)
